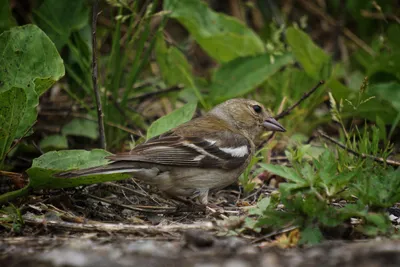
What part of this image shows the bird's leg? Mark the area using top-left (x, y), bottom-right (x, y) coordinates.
top-left (196, 188), bottom-right (209, 205)
top-left (164, 193), bottom-right (205, 212)
top-left (195, 189), bottom-right (226, 214)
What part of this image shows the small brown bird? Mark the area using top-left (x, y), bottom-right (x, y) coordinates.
top-left (57, 99), bottom-right (285, 204)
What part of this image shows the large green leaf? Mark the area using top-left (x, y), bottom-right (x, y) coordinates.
top-left (267, 68), bottom-right (318, 101)
top-left (210, 53), bottom-right (293, 102)
top-left (155, 33), bottom-right (193, 88)
top-left (369, 82), bottom-right (400, 111)
top-left (164, 0), bottom-right (264, 62)
top-left (146, 102), bottom-right (197, 139)
top-left (0, 88), bottom-right (26, 161)
top-left (61, 119), bottom-right (99, 140)
top-left (286, 27), bottom-right (331, 80)
top-left (26, 150), bottom-right (130, 190)
top-left (155, 33), bottom-right (206, 107)
top-left (32, 0), bottom-right (89, 50)
top-left (0, 25), bottom-right (65, 137)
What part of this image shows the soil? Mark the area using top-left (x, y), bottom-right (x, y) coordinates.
top-left (1, 180), bottom-right (400, 267)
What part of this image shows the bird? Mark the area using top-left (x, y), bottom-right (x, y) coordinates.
top-left (56, 99), bottom-right (286, 204)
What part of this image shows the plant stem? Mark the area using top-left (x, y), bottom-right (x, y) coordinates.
top-left (0, 185), bottom-right (32, 205)
top-left (92, 0), bottom-right (107, 149)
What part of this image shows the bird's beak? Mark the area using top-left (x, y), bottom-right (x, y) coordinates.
top-left (263, 118), bottom-right (286, 132)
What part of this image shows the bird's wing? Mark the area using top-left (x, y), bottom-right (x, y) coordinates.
top-left (106, 131), bottom-right (251, 169)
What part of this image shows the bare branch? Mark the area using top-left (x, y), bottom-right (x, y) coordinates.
top-left (24, 217), bottom-right (214, 234)
top-left (275, 81), bottom-right (325, 120)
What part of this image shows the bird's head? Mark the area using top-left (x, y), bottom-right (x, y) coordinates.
top-left (210, 98), bottom-right (286, 140)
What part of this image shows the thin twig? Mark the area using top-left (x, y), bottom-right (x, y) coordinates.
top-left (92, 0), bottom-right (106, 149)
top-left (129, 178), bottom-right (165, 205)
top-left (361, 10), bottom-right (400, 24)
top-left (318, 130), bottom-right (400, 167)
top-left (103, 181), bottom-right (169, 206)
top-left (275, 81), bottom-right (325, 120)
top-left (85, 194), bottom-right (177, 213)
top-left (103, 182), bottom-right (148, 198)
top-left (251, 225), bottom-right (299, 244)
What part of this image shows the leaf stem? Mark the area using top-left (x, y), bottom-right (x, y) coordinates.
top-left (0, 185), bottom-right (32, 205)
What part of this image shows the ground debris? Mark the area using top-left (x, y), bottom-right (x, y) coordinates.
top-left (2, 235), bottom-right (400, 267)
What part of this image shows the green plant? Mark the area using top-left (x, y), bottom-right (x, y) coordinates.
top-left (0, 25), bottom-right (65, 166)
top-left (0, 204), bottom-right (24, 233)
top-left (239, 148), bottom-right (267, 193)
top-left (0, 2), bottom-right (399, 245)
top-left (247, 125), bottom-right (398, 244)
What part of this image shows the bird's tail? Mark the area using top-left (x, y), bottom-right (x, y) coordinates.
top-left (54, 162), bottom-right (139, 178)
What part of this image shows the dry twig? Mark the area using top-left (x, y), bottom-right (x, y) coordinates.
top-left (85, 193), bottom-right (177, 214)
top-left (361, 10), bottom-right (400, 24)
top-left (24, 216), bottom-right (214, 234)
top-left (251, 225), bottom-right (299, 244)
top-left (318, 130), bottom-right (400, 167)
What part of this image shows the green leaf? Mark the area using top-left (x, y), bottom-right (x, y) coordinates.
top-left (61, 119), bottom-right (99, 140)
top-left (249, 197), bottom-right (271, 216)
top-left (147, 102), bottom-right (197, 140)
top-left (300, 162), bottom-right (316, 184)
top-left (259, 163), bottom-right (305, 185)
top-left (369, 82), bottom-right (400, 111)
top-left (164, 0), bottom-right (264, 62)
top-left (155, 33), bottom-right (192, 87)
top-left (210, 53), bottom-right (293, 102)
top-left (267, 68), bottom-right (318, 103)
top-left (318, 150), bottom-right (337, 185)
top-left (33, 0), bottom-right (89, 50)
top-left (155, 33), bottom-right (206, 107)
top-left (299, 226), bottom-right (323, 245)
top-left (286, 27), bottom-right (331, 80)
top-left (0, 0), bottom-right (15, 33)
top-left (348, 97), bottom-right (398, 124)
top-left (388, 24), bottom-right (400, 49)
top-left (359, 213), bottom-right (392, 236)
top-left (0, 88), bottom-right (26, 161)
top-left (26, 149), bottom-right (130, 190)
top-left (0, 25), bottom-right (65, 137)
top-left (325, 79), bottom-right (352, 102)
top-left (243, 217), bottom-right (260, 232)
top-left (365, 213), bottom-right (390, 229)
top-left (327, 80), bottom-right (398, 124)
top-left (39, 135), bottom-right (68, 151)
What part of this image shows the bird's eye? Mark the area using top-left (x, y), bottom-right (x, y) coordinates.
top-left (252, 105), bottom-right (262, 113)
